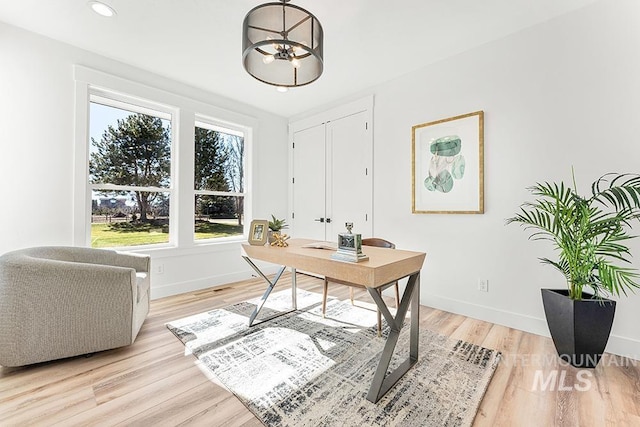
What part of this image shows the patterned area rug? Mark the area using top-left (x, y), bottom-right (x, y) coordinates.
top-left (166, 290), bottom-right (500, 426)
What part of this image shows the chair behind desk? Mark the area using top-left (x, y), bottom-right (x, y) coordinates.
top-left (322, 238), bottom-right (400, 335)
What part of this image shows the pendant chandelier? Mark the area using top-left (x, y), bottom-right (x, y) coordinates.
top-left (242, 0), bottom-right (324, 89)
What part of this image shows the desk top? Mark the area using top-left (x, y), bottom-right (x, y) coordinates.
top-left (242, 238), bottom-right (426, 288)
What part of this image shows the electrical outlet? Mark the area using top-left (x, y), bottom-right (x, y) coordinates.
top-left (478, 279), bottom-right (488, 292)
top-left (154, 263), bottom-right (165, 274)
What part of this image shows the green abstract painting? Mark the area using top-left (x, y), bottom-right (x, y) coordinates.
top-left (412, 111), bottom-right (484, 214)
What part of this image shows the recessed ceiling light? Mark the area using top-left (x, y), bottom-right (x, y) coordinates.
top-left (88, 1), bottom-right (117, 17)
top-left (276, 86), bottom-right (288, 93)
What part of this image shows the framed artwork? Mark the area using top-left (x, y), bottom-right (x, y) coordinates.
top-left (248, 220), bottom-right (269, 245)
top-left (411, 111), bottom-right (484, 214)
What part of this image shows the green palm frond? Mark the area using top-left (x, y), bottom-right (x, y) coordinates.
top-left (592, 173), bottom-right (640, 211)
top-left (540, 257), bottom-right (570, 278)
top-left (596, 262), bottom-right (640, 297)
top-left (507, 171), bottom-right (640, 300)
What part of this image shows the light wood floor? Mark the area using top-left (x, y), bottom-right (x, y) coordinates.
top-left (1, 273), bottom-right (639, 426)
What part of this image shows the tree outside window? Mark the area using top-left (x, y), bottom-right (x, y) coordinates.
top-left (89, 100), bottom-right (172, 248)
top-left (194, 123), bottom-right (245, 240)
top-left (86, 95), bottom-right (247, 247)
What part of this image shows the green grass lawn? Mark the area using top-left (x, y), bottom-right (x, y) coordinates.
top-left (91, 223), bottom-right (169, 248)
top-left (91, 221), bottom-right (243, 248)
top-left (194, 220), bottom-right (243, 240)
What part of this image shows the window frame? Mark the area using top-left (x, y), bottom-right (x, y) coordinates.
top-left (193, 116), bottom-right (247, 244)
top-left (73, 66), bottom-right (256, 252)
top-left (88, 92), bottom-right (176, 249)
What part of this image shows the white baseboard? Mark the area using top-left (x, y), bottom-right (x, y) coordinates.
top-left (606, 335), bottom-right (640, 362)
top-left (423, 293), bottom-right (640, 362)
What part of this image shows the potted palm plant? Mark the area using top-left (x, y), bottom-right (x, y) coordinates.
top-left (268, 215), bottom-right (288, 244)
top-left (507, 171), bottom-right (640, 368)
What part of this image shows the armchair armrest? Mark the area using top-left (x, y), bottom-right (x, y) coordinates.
top-left (112, 251), bottom-right (150, 273)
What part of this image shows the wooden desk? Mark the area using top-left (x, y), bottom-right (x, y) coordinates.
top-left (241, 238), bottom-right (426, 403)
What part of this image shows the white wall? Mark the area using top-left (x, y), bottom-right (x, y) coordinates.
top-left (0, 22), bottom-right (289, 298)
top-left (365, 0), bottom-right (640, 359)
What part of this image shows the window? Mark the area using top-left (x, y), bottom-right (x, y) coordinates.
top-left (194, 120), bottom-right (245, 241)
top-left (75, 66), bottom-right (254, 250)
top-left (88, 95), bottom-right (173, 248)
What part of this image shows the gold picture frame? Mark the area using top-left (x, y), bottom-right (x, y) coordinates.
top-left (411, 111), bottom-right (484, 214)
top-left (248, 220), bottom-right (269, 245)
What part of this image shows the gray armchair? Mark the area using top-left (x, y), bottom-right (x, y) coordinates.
top-left (0, 246), bottom-right (150, 367)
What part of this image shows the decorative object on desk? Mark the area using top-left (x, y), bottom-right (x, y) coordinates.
top-left (167, 289), bottom-right (500, 426)
top-left (269, 233), bottom-right (290, 247)
top-left (507, 169), bottom-right (640, 368)
top-left (301, 241), bottom-right (337, 250)
top-left (268, 215), bottom-right (288, 244)
top-left (412, 110), bottom-right (484, 214)
top-left (331, 222), bottom-right (369, 263)
top-left (268, 215), bottom-right (288, 232)
top-left (248, 219), bottom-right (269, 246)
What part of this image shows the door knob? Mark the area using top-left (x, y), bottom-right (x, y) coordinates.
top-left (325, 218), bottom-right (332, 223)
top-left (314, 218), bottom-right (325, 222)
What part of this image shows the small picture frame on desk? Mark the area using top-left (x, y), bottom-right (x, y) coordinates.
top-left (248, 220), bottom-right (269, 246)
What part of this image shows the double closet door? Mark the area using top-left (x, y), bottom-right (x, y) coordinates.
top-left (290, 100), bottom-right (373, 241)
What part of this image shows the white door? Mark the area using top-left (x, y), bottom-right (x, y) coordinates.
top-left (326, 111), bottom-right (372, 238)
top-left (292, 123), bottom-right (327, 240)
top-left (291, 105), bottom-right (372, 242)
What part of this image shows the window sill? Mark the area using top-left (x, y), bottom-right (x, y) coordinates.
top-left (122, 237), bottom-right (247, 259)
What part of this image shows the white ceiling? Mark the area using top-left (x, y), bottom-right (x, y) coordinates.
top-left (0, 0), bottom-right (597, 117)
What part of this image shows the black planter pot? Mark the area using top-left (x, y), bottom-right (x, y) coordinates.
top-left (541, 289), bottom-right (616, 368)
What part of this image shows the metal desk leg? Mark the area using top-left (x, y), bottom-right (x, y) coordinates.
top-left (242, 256), bottom-right (297, 327)
top-left (366, 271), bottom-right (420, 403)
top-left (291, 267), bottom-right (297, 310)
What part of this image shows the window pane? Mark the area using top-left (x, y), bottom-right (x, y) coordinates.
top-left (223, 133), bottom-right (245, 195)
top-left (194, 123), bottom-right (245, 242)
top-left (89, 102), bottom-right (172, 188)
top-left (91, 190), bottom-right (170, 248)
top-left (195, 126), bottom-right (244, 193)
top-left (194, 195), bottom-right (243, 240)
